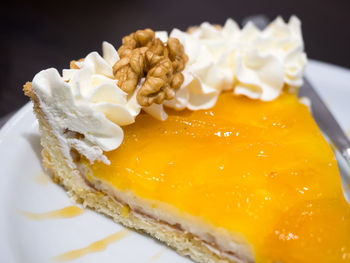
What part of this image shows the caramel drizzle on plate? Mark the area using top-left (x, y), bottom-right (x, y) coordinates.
top-left (53, 230), bottom-right (129, 261)
top-left (33, 172), bottom-right (51, 185)
top-left (146, 248), bottom-right (167, 263)
top-left (20, 206), bottom-right (84, 220)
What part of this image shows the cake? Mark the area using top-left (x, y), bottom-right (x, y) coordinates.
top-left (24, 16), bottom-right (350, 263)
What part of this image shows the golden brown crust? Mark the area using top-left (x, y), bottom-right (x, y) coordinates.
top-left (24, 83), bottom-right (248, 263)
top-left (23, 82), bottom-right (35, 101)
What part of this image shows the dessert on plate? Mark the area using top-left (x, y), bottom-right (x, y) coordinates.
top-left (24, 16), bottom-right (350, 263)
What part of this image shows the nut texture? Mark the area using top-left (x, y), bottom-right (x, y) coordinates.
top-left (113, 29), bottom-right (188, 107)
top-left (70, 58), bottom-right (84, 69)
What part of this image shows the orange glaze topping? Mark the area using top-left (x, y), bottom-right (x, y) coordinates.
top-left (90, 92), bottom-right (350, 262)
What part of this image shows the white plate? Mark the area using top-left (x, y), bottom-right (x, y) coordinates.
top-left (0, 60), bottom-right (350, 263)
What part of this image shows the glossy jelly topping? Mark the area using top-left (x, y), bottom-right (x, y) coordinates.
top-left (90, 92), bottom-right (350, 262)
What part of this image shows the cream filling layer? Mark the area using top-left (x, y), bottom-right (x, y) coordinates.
top-left (79, 165), bottom-right (255, 263)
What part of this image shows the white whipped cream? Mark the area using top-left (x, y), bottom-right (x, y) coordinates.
top-left (234, 16), bottom-right (306, 100)
top-left (164, 15), bottom-right (306, 107)
top-left (32, 16), bottom-right (307, 163)
top-left (33, 43), bottom-right (131, 165)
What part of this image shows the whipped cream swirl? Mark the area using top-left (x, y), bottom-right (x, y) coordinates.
top-left (32, 16), bottom-right (307, 164)
top-left (164, 15), bottom-right (306, 108)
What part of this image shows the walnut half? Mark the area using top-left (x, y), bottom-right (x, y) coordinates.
top-left (113, 29), bottom-right (188, 107)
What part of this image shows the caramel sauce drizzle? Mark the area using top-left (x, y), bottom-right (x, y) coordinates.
top-left (147, 248), bottom-right (167, 262)
top-left (33, 172), bottom-right (51, 185)
top-left (54, 230), bottom-right (129, 261)
top-left (20, 206), bottom-right (84, 220)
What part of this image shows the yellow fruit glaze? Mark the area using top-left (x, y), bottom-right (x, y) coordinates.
top-left (90, 92), bottom-right (350, 262)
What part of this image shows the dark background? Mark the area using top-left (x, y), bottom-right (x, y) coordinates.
top-left (1, 0), bottom-right (350, 118)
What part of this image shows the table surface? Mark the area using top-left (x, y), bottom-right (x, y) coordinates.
top-left (1, 0), bottom-right (350, 118)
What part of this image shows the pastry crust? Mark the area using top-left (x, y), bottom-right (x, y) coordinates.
top-left (24, 82), bottom-right (252, 263)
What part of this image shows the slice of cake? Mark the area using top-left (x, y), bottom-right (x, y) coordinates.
top-left (24, 16), bottom-right (350, 263)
